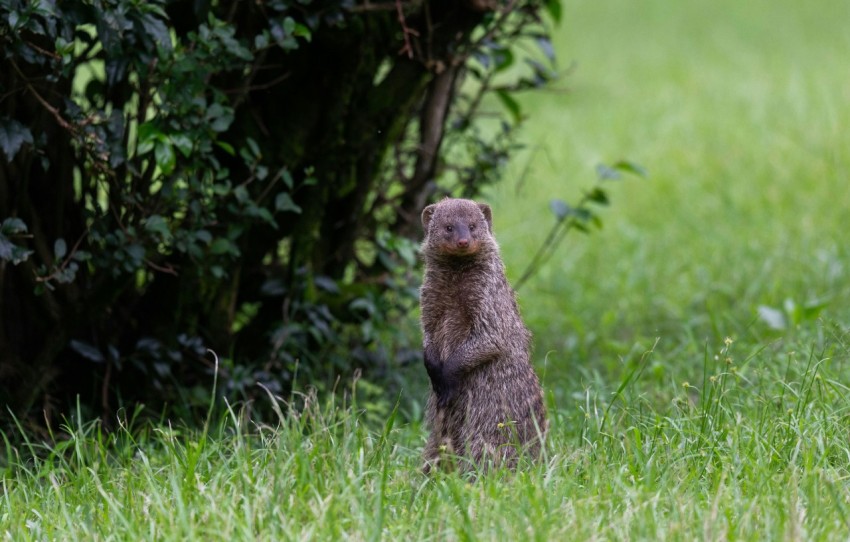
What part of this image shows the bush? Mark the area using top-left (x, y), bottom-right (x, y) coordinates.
top-left (0, 0), bottom-right (560, 423)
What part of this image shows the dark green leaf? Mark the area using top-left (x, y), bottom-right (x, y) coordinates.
top-left (574, 208), bottom-right (593, 223)
top-left (0, 234), bottom-right (32, 264)
top-left (125, 244), bottom-right (145, 265)
top-left (210, 238), bottom-right (234, 255)
top-left (0, 118), bottom-right (34, 161)
top-left (281, 168), bottom-right (294, 189)
top-left (209, 141), bottom-right (231, 157)
top-left (206, 103), bottom-right (235, 133)
top-left (314, 276), bottom-right (339, 294)
top-left (145, 215), bottom-right (171, 240)
top-left (136, 122), bottom-right (161, 155)
top-left (137, 12), bottom-right (172, 51)
top-left (194, 230), bottom-right (213, 244)
top-left (70, 340), bottom-right (104, 363)
top-left (350, 298), bottom-right (375, 316)
top-left (275, 192), bottom-right (302, 214)
top-left (54, 238), bottom-right (67, 260)
top-left (256, 207), bottom-right (278, 228)
top-left (154, 141), bottom-right (176, 174)
top-left (293, 23), bottom-right (312, 42)
top-left (587, 187), bottom-right (609, 205)
top-left (0, 218), bottom-right (32, 264)
top-left (1, 217), bottom-right (28, 235)
top-left (233, 185), bottom-right (249, 203)
top-left (492, 47), bottom-right (514, 72)
top-left (495, 90), bottom-right (522, 124)
top-left (170, 134), bottom-right (193, 157)
top-left (801, 299), bottom-right (830, 322)
top-left (545, 0), bottom-right (562, 24)
top-left (611, 160), bottom-right (648, 178)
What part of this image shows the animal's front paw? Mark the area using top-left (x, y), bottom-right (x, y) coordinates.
top-left (423, 344), bottom-right (441, 373)
top-left (436, 360), bottom-right (461, 408)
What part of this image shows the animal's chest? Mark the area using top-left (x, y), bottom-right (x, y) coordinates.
top-left (422, 279), bottom-right (479, 350)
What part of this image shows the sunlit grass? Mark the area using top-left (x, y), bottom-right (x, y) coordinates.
top-left (3, 327), bottom-right (850, 539)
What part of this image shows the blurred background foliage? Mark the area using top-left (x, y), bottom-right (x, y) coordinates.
top-left (0, 0), bottom-right (562, 426)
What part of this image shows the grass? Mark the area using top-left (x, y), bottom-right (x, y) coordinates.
top-left (4, 0), bottom-right (850, 539)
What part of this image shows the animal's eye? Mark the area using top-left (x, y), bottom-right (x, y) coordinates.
top-left (469, 223), bottom-right (476, 231)
top-left (446, 225), bottom-right (453, 233)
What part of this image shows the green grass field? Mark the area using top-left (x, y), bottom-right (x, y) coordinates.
top-left (4, 0), bottom-right (850, 539)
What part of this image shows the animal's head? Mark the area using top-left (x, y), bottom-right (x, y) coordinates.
top-left (421, 198), bottom-right (494, 257)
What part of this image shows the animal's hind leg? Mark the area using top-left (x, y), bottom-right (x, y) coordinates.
top-left (423, 412), bottom-right (457, 474)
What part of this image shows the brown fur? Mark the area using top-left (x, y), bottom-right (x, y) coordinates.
top-left (419, 197), bottom-right (547, 473)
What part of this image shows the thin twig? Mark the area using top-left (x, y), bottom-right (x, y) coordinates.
top-left (395, 0), bottom-right (418, 59)
top-left (33, 231), bottom-right (88, 284)
top-left (10, 59), bottom-right (77, 134)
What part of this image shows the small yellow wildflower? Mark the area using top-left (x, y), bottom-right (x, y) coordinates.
top-left (724, 337), bottom-right (734, 346)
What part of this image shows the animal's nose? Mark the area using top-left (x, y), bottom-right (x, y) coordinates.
top-left (457, 238), bottom-right (469, 248)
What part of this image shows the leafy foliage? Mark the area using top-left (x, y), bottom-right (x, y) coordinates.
top-left (0, 0), bottom-right (560, 422)
top-left (514, 160), bottom-right (646, 290)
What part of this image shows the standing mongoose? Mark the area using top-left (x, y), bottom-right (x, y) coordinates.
top-left (419, 197), bottom-right (547, 473)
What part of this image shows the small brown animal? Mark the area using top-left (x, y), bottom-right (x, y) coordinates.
top-left (419, 197), bottom-right (547, 473)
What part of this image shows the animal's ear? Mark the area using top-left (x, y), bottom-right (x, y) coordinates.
top-left (478, 203), bottom-right (493, 232)
top-left (422, 204), bottom-right (437, 230)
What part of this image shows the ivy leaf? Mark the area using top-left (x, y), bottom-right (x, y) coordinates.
top-left (0, 118), bottom-right (34, 161)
